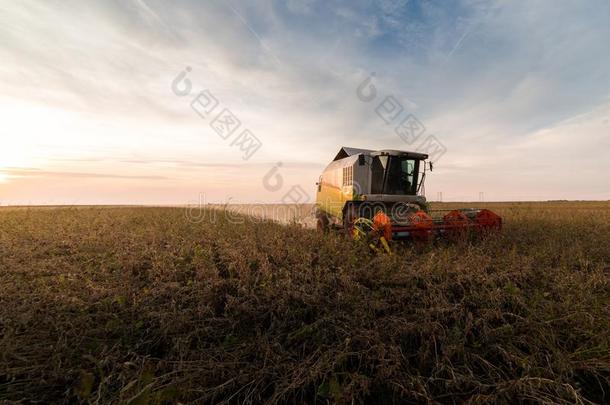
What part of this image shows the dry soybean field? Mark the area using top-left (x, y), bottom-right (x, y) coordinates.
top-left (1, 202), bottom-right (609, 403)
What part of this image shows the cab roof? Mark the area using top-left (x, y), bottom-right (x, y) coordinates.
top-left (333, 146), bottom-right (428, 161)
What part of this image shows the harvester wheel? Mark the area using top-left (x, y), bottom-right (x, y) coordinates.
top-left (351, 217), bottom-right (391, 254)
top-left (316, 213), bottom-right (329, 233)
top-left (342, 205), bottom-right (357, 237)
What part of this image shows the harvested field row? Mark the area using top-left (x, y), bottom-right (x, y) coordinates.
top-left (0, 203), bottom-right (609, 403)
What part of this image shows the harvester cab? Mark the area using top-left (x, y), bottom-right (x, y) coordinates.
top-left (315, 147), bottom-right (501, 243)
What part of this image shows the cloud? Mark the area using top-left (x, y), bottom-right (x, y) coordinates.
top-left (0, 0), bottom-right (609, 203)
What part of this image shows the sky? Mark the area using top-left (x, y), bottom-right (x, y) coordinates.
top-left (0, 0), bottom-right (609, 204)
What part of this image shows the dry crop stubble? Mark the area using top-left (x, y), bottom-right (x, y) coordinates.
top-left (0, 202), bottom-right (608, 403)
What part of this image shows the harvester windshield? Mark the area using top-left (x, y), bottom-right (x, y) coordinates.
top-left (371, 155), bottom-right (419, 195)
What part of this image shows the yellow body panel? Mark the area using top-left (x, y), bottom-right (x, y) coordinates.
top-left (316, 183), bottom-right (353, 221)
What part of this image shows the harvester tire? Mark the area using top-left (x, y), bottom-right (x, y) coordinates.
top-left (343, 205), bottom-right (357, 237)
top-left (316, 212), bottom-right (329, 233)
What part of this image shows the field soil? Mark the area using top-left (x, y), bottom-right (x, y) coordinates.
top-left (1, 202), bottom-right (609, 403)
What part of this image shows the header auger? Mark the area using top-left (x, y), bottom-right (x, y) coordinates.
top-left (315, 147), bottom-right (502, 248)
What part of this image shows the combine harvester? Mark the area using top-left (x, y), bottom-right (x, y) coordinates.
top-left (315, 147), bottom-right (501, 251)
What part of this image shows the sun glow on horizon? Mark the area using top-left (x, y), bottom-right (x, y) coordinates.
top-left (0, 99), bottom-right (62, 183)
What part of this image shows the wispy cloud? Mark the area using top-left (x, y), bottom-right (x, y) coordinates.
top-left (1, 0), bottom-right (609, 203)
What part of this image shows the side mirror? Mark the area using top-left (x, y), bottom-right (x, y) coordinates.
top-left (358, 155), bottom-right (366, 166)
top-left (429, 161), bottom-right (433, 171)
